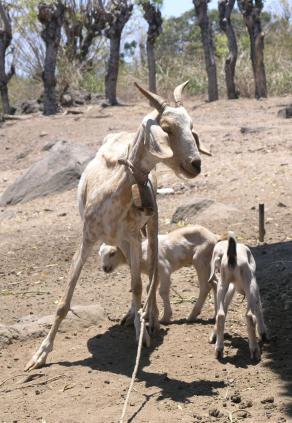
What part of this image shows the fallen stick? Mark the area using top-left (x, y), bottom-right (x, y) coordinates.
top-left (1, 374), bottom-right (65, 393)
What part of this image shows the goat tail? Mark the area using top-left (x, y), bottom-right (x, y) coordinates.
top-left (227, 231), bottom-right (237, 269)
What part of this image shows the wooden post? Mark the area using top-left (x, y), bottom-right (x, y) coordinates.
top-left (259, 203), bottom-right (265, 242)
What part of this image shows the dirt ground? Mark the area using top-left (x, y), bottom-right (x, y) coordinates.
top-left (0, 95), bottom-right (292, 423)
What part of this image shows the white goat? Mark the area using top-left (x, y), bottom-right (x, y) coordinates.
top-left (25, 82), bottom-right (211, 371)
top-left (99, 225), bottom-right (219, 324)
top-left (208, 232), bottom-right (268, 361)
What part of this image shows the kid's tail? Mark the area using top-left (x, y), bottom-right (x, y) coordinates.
top-left (227, 231), bottom-right (237, 268)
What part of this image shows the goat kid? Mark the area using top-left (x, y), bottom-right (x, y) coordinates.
top-left (25, 81), bottom-right (211, 371)
top-left (208, 232), bottom-right (268, 361)
top-left (100, 225), bottom-right (219, 324)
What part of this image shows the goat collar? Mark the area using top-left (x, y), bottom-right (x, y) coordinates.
top-left (118, 158), bottom-right (149, 186)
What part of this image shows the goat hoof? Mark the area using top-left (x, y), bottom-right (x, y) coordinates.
top-left (148, 320), bottom-right (160, 336)
top-left (142, 329), bottom-right (151, 347)
top-left (160, 317), bottom-right (171, 325)
top-left (187, 315), bottom-right (198, 323)
top-left (215, 348), bottom-right (223, 360)
top-left (25, 352), bottom-right (47, 372)
top-left (250, 346), bottom-right (261, 362)
top-left (209, 332), bottom-right (217, 344)
top-left (120, 313), bottom-right (135, 327)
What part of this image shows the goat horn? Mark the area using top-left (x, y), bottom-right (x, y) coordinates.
top-left (134, 82), bottom-right (168, 113)
top-left (173, 80), bottom-right (189, 107)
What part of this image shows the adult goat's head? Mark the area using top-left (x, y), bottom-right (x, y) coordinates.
top-left (135, 81), bottom-right (211, 179)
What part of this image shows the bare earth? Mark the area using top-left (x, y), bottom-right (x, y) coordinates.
top-left (0, 96), bottom-right (292, 423)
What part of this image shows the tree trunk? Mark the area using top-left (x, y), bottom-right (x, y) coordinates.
top-left (105, 35), bottom-right (120, 105)
top-left (219, 0), bottom-right (238, 99)
top-left (237, 0), bottom-right (267, 98)
top-left (146, 39), bottom-right (156, 93)
top-left (0, 2), bottom-right (14, 114)
top-left (193, 0), bottom-right (218, 102)
top-left (104, 1), bottom-right (133, 105)
top-left (141, 1), bottom-right (162, 93)
top-left (38, 2), bottom-right (65, 116)
top-left (42, 42), bottom-right (59, 115)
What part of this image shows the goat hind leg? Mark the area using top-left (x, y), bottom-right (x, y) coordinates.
top-left (25, 238), bottom-right (94, 371)
top-left (246, 307), bottom-right (261, 361)
top-left (187, 262), bottom-right (211, 322)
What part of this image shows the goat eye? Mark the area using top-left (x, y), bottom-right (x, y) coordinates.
top-left (109, 251), bottom-right (115, 257)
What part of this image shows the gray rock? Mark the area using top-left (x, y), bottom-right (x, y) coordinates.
top-left (171, 198), bottom-right (214, 223)
top-left (20, 100), bottom-right (42, 114)
top-left (278, 106), bottom-right (292, 119)
top-left (0, 304), bottom-right (104, 349)
top-left (61, 93), bottom-right (73, 107)
top-left (0, 140), bottom-right (95, 206)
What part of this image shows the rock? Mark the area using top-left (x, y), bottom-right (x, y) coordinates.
top-left (261, 396), bottom-right (274, 404)
top-left (157, 187), bottom-right (175, 195)
top-left (278, 106), bottom-right (292, 119)
top-left (240, 400), bottom-right (253, 409)
top-left (231, 392), bottom-right (241, 404)
top-left (60, 93), bottom-right (73, 107)
top-left (0, 140), bottom-right (95, 206)
top-left (171, 198), bottom-right (239, 224)
top-left (171, 198), bottom-right (214, 223)
top-left (277, 202), bottom-right (287, 208)
top-left (20, 100), bottom-right (42, 114)
top-left (209, 408), bottom-right (223, 418)
top-left (236, 410), bottom-right (249, 418)
top-left (0, 304), bottom-right (104, 349)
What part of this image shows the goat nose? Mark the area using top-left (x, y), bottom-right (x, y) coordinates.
top-left (103, 266), bottom-right (110, 273)
top-left (191, 158), bottom-right (201, 173)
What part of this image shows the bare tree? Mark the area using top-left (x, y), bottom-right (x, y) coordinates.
top-left (38, 0), bottom-right (65, 115)
top-left (64, 0), bottom-right (109, 64)
top-left (104, 0), bottom-right (133, 105)
top-left (140, 0), bottom-right (163, 93)
top-left (219, 0), bottom-right (238, 99)
top-left (0, 2), bottom-right (14, 114)
top-left (237, 0), bottom-right (267, 98)
top-left (193, 0), bottom-right (218, 102)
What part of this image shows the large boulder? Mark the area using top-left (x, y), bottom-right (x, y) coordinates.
top-left (171, 198), bottom-right (239, 225)
top-left (0, 140), bottom-right (96, 206)
top-left (171, 198), bottom-right (214, 223)
top-left (0, 304), bottom-right (104, 349)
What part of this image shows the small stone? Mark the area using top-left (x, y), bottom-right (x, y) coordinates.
top-left (231, 393), bottom-right (241, 404)
top-left (277, 202), bottom-right (287, 208)
top-left (237, 410), bottom-right (248, 418)
top-left (35, 389), bottom-right (40, 395)
top-left (209, 407), bottom-right (223, 418)
top-left (240, 400), bottom-right (253, 409)
top-left (261, 396), bottom-right (274, 404)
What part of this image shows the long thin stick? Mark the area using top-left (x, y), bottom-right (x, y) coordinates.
top-left (119, 180), bottom-right (158, 423)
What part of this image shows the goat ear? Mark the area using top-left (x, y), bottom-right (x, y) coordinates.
top-left (145, 122), bottom-right (173, 159)
top-left (192, 131), bottom-right (212, 156)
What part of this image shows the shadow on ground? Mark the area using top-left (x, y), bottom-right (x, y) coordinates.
top-left (57, 323), bottom-right (225, 404)
top-left (251, 240), bottom-right (292, 416)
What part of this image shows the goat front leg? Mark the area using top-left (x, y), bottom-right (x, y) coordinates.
top-left (25, 237), bottom-right (94, 371)
top-left (159, 268), bottom-right (172, 324)
top-left (129, 239), bottom-right (150, 347)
